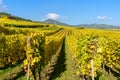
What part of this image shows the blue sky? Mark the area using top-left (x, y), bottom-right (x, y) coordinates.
top-left (0, 0), bottom-right (120, 25)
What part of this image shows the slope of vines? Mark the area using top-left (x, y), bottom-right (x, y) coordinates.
top-left (0, 22), bottom-right (67, 79)
top-left (66, 28), bottom-right (120, 79)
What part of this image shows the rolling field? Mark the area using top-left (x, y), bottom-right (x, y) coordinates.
top-left (0, 18), bottom-right (120, 80)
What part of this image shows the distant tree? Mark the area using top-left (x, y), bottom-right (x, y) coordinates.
top-left (78, 26), bottom-right (85, 29)
top-left (46, 24), bottom-right (49, 27)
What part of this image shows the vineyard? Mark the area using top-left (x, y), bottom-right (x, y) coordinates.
top-left (0, 18), bottom-right (120, 80)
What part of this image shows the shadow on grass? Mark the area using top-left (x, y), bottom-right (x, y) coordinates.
top-left (0, 61), bottom-right (23, 70)
top-left (104, 65), bottom-right (120, 80)
top-left (0, 63), bottom-right (25, 80)
top-left (50, 38), bottom-right (66, 80)
top-left (11, 69), bottom-right (25, 80)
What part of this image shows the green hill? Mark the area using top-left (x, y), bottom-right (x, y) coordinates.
top-left (0, 12), bottom-right (32, 21)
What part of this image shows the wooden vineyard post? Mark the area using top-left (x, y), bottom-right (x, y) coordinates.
top-left (27, 37), bottom-right (32, 80)
top-left (91, 38), bottom-right (97, 80)
top-left (27, 59), bottom-right (30, 80)
top-left (91, 57), bottom-right (94, 80)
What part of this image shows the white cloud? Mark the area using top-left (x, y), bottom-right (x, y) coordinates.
top-left (46, 13), bottom-right (68, 20)
top-left (47, 13), bottom-right (60, 20)
top-left (0, 0), bottom-right (7, 11)
top-left (97, 16), bottom-right (112, 21)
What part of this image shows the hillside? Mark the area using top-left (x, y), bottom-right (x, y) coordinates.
top-left (75, 24), bottom-right (120, 29)
top-left (44, 19), bottom-right (69, 26)
top-left (44, 19), bottom-right (120, 29)
top-left (0, 12), bottom-right (32, 21)
top-left (0, 12), bottom-right (120, 29)
top-left (0, 12), bottom-right (120, 80)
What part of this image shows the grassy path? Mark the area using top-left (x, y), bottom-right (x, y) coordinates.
top-left (0, 63), bottom-right (23, 80)
top-left (50, 38), bottom-right (79, 80)
top-left (53, 38), bottom-right (119, 80)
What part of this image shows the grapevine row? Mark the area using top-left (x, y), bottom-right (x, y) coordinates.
top-left (66, 28), bottom-right (120, 79)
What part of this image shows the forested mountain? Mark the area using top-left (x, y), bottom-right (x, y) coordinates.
top-left (44, 19), bottom-right (69, 26)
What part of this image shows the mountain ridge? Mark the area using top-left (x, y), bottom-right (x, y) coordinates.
top-left (44, 19), bottom-right (69, 26)
top-left (0, 12), bottom-right (120, 29)
top-left (75, 24), bottom-right (120, 29)
top-left (44, 19), bottom-right (120, 29)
